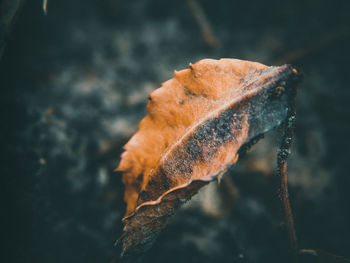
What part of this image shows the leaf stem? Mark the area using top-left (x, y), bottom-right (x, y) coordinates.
top-left (277, 77), bottom-right (299, 262)
top-left (279, 161), bottom-right (298, 260)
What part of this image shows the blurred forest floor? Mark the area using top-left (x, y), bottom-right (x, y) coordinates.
top-left (1, 0), bottom-right (350, 263)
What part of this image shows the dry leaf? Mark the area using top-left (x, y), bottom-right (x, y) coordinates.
top-left (115, 58), bottom-right (301, 257)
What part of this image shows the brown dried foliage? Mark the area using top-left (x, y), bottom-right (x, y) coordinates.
top-left (115, 58), bottom-right (301, 257)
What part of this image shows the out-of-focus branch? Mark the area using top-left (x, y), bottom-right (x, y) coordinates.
top-left (0, 0), bottom-right (26, 60)
top-left (272, 26), bottom-right (350, 65)
top-left (43, 0), bottom-right (48, 15)
top-left (299, 249), bottom-right (350, 263)
top-left (187, 0), bottom-right (218, 48)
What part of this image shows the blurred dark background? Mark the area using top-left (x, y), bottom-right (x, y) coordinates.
top-left (1, 0), bottom-right (350, 262)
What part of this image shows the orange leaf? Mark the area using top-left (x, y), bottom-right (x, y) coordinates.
top-left (115, 58), bottom-right (301, 257)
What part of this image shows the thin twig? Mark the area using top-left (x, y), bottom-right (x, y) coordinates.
top-left (299, 249), bottom-right (350, 263)
top-left (43, 0), bottom-right (48, 15)
top-left (0, 0), bottom-right (26, 60)
top-left (187, 0), bottom-right (218, 48)
top-left (272, 26), bottom-right (350, 65)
